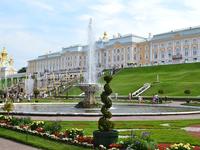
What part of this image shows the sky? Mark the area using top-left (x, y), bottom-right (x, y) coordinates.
top-left (0, 0), bottom-right (200, 70)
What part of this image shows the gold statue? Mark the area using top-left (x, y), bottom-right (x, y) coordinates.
top-left (102, 32), bottom-right (108, 40)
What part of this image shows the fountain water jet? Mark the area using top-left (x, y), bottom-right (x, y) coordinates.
top-left (76, 18), bottom-right (99, 108)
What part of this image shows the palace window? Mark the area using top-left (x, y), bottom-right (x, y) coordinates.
top-left (145, 53), bottom-right (148, 59)
top-left (184, 48), bottom-right (189, 57)
top-left (134, 54), bottom-right (137, 60)
top-left (184, 40), bottom-right (189, 45)
top-left (168, 42), bottom-right (172, 46)
top-left (121, 55), bottom-right (124, 61)
top-left (134, 47), bottom-right (137, 52)
top-left (176, 41), bottom-right (180, 45)
top-left (161, 51), bottom-right (165, 59)
top-left (193, 47), bottom-right (197, 56)
top-left (127, 53), bottom-right (130, 60)
top-left (154, 52), bottom-right (157, 59)
top-left (108, 56), bottom-right (111, 62)
top-left (114, 55), bottom-right (116, 62)
top-left (193, 39), bottom-right (197, 44)
top-left (168, 50), bottom-right (172, 58)
top-left (117, 55), bottom-right (120, 61)
top-left (117, 49), bottom-right (120, 53)
top-left (176, 47), bottom-right (181, 55)
top-left (153, 44), bottom-right (158, 49)
top-left (161, 43), bottom-right (164, 48)
top-left (127, 47), bottom-right (130, 53)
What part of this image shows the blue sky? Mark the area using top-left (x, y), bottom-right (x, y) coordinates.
top-left (0, 0), bottom-right (200, 69)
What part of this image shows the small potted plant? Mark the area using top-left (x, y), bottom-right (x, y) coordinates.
top-left (93, 75), bottom-right (118, 148)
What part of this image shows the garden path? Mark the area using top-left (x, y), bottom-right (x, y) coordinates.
top-left (0, 138), bottom-right (39, 150)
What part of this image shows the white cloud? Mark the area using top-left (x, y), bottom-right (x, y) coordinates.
top-left (77, 0), bottom-right (200, 39)
top-left (21, 0), bottom-right (55, 12)
top-left (1, 0), bottom-right (200, 70)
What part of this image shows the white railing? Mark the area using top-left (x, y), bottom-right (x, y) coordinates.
top-left (132, 83), bottom-right (151, 97)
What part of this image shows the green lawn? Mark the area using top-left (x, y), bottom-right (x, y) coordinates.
top-left (46, 119), bottom-right (200, 146)
top-left (110, 63), bottom-right (200, 96)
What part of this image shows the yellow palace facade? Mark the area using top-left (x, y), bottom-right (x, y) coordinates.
top-left (27, 26), bottom-right (200, 74)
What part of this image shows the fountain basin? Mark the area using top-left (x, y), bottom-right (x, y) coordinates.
top-left (1, 103), bottom-right (200, 116)
top-left (76, 83), bottom-right (99, 108)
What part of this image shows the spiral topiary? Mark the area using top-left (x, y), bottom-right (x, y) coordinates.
top-left (98, 75), bottom-right (114, 131)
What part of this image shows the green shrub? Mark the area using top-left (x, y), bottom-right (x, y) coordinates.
top-left (98, 75), bottom-right (114, 131)
top-left (126, 132), bottom-right (157, 150)
top-left (184, 89), bottom-right (191, 95)
top-left (10, 117), bottom-right (32, 126)
top-left (158, 89), bottom-right (164, 94)
top-left (0, 115), bottom-right (12, 122)
top-left (184, 90), bottom-right (191, 103)
top-left (33, 88), bottom-right (40, 98)
top-left (30, 121), bottom-right (45, 130)
top-left (65, 128), bottom-right (84, 139)
top-left (44, 121), bottom-right (62, 134)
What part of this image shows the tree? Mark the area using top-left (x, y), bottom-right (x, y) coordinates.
top-left (2, 101), bottom-right (14, 116)
top-left (17, 67), bottom-right (27, 73)
top-left (33, 88), bottom-right (40, 98)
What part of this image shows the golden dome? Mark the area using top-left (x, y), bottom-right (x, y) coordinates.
top-left (2, 47), bottom-right (7, 54)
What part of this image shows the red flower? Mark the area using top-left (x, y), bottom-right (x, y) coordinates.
top-left (76, 136), bottom-right (93, 144)
top-left (35, 127), bottom-right (44, 133)
top-left (109, 143), bottom-right (123, 149)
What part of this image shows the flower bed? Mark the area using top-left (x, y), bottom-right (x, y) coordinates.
top-left (158, 144), bottom-right (200, 150)
top-left (0, 115), bottom-right (200, 150)
top-left (0, 115), bottom-right (93, 148)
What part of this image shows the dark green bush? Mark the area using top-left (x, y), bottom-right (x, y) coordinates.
top-left (184, 89), bottom-right (191, 95)
top-left (10, 117), bottom-right (32, 126)
top-left (44, 121), bottom-right (62, 134)
top-left (98, 75), bottom-right (114, 131)
top-left (158, 89), bottom-right (164, 94)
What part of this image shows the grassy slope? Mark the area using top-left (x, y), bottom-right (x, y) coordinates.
top-left (110, 63), bottom-right (200, 96)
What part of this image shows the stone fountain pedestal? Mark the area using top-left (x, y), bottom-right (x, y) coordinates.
top-left (75, 83), bottom-right (99, 108)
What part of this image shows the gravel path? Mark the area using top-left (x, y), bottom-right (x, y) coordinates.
top-left (0, 138), bottom-right (39, 150)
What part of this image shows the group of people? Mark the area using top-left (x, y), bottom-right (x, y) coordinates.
top-left (152, 94), bottom-right (159, 104)
top-left (135, 94), bottom-right (160, 104)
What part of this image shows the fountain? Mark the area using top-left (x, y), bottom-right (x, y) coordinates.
top-left (76, 19), bottom-right (99, 108)
top-left (24, 74), bottom-right (34, 101)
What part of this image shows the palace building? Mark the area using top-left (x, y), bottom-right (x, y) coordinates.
top-left (27, 26), bottom-right (200, 75)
